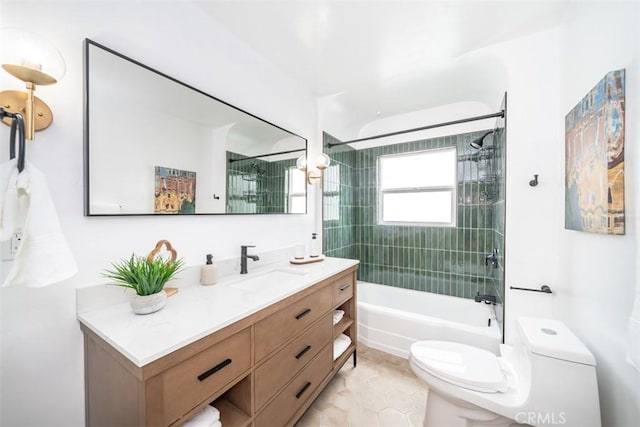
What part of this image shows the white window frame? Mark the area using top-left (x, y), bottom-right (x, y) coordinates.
top-left (322, 164), bottom-right (340, 222)
top-left (287, 166), bottom-right (306, 213)
top-left (377, 147), bottom-right (457, 227)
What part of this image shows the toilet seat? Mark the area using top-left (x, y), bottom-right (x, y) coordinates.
top-left (410, 341), bottom-right (508, 393)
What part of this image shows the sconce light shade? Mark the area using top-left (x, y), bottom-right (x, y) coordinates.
top-left (316, 152), bottom-right (330, 170)
top-left (296, 153), bottom-right (331, 184)
top-left (296, 155), bottom-right (308, 171)
top-left (1, 29), bottom-right (66, 83)
top-left (0, 29), bottom-right (66, 140)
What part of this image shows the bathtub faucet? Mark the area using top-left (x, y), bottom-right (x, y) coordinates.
top-left (474, 292), bottom-right (497, 304)
top-left (485, 248), bottom-right (499, 268)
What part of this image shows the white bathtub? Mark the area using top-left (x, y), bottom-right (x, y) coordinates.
top-left (357, 281), bottom-right (502, 358)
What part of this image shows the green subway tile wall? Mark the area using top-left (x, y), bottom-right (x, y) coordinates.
top-left (322, 134), bottom-right (358, 260)
top-left (322, 129), bottom-right (505, 302)
top-left (226, 152), bottom-right (297, 214)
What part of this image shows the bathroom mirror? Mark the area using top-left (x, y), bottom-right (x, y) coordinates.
top-left (84, 39), bottom-right (307, 216)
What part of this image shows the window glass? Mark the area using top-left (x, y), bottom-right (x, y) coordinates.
top-left (378, 147), bottom-right (457, 226)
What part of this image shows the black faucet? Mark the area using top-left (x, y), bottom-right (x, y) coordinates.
top-left (485, 248), bottom-right (499, 269)
top-left (474, 292), bottom-right (497, 304)
top-left (240, 245), bottom-right (260, 274)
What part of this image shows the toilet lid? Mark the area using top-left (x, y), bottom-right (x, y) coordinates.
top-left (410, 341), bottom-right (508, 393)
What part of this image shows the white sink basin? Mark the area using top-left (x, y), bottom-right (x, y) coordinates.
top-left (229, 268), bottom-right (308, 293)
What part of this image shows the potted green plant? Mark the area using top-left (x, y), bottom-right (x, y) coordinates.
top-left (103, 240), bottom-right (184, 314)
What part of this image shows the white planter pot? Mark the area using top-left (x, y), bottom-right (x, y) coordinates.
top-left (130, 290), bottom-right (167, 315)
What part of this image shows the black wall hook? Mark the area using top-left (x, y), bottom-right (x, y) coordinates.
top-left (2, 108), bottom-right (26, 172)
top-left (529, 174), bottom-right (539, 187)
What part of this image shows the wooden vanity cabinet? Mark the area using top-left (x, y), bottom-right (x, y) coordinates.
top-left (82, 264), bottom-right (358, 427)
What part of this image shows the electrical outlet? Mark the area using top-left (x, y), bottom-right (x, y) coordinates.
top-left (1, 231), bottom-right (23, 261)
top-left (11, 231), bottom-right (23, 254)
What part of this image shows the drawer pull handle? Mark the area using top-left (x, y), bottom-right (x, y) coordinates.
top-left (197, 358), bottom-right (232, 382)
top-left (295, 345), bottom-right (312, 360)
top-left (295, 308), bottom-right (311, 320)
top-left (295, 381), bottom-right (312, 399)
top-left (339, 284), bottom-right (351, 291)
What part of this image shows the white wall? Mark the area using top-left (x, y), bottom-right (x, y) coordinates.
top-left (558, 4), bottom-right (640, 426)
top-left (0, 2), bottom-right (317, 426)
top-left (91, 106), bottom-right (210, 213)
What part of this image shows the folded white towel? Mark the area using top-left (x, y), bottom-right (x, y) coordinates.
top-left (208, 405), bottom-right (220, 421)
top-left (183, 405), bottom-right (219, 427)
top-left (333, 309), bottom-right (345, 325)
top-left (0, 159), bottom-right (77, 287)
top-left (210, 421), bottom-right (221, 427)
top-left (333, 333), bottom-right (352, 361)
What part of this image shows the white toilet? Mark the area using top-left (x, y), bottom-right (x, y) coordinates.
top-left (409, 317), bottom-right (601, 427)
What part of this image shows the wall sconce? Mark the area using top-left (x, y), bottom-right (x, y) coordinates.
top-left (0, 29), bottom-right (66, 140)
top-left (297, 153), bottom-right (331, 184)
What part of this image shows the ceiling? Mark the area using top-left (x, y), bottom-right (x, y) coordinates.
top-left (195, 1), bottom-right (570, 138)
top-left (196, 1), bottom-right (569, 98)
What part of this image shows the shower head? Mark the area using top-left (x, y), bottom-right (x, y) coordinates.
top-left (470, 130), bottom-right (495, 149)
top-left (251, 163), bottom-right (266, 175)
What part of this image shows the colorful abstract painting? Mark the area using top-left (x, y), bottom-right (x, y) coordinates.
top-left (154, 166), bottom-right (196, 214)
top-left (565, 69), bottom-right (625, 234)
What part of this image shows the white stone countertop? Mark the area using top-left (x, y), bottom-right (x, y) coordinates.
top-left (77, 256), bottom-right (359, 368)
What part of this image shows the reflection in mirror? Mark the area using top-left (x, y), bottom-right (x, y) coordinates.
top-left (84, 39), bottom-right (307, 216)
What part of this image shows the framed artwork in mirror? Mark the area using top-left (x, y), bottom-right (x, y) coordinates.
top-left (154, 166), bottom-right (196, 214)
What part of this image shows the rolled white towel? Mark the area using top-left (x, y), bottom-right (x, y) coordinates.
top-left (333, 333), bottom-right (352, 360)
top-left (210, 421), bottom-right (222, 427)
top-left (333, 310), bottom-right (345, 325)
top-left (183, 406), bottom-right (218, 427)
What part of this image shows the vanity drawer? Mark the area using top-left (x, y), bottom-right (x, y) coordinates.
top-left (255, 314), bottom-right (332, 409)
top-left (255, 344), bottom-right (333, 427)
top-left (160, 327), bottom-right (251, 424)
top-left (333, 273), bottom-right (354, 306)
top-left (255, 285), bottom-right (332, 361)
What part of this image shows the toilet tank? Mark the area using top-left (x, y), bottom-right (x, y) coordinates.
top-left (517, 317), bottom-right (596, 365)
top-left (516, 317), bottom-right (601, 427)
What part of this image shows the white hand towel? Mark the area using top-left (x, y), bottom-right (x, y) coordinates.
top-left (183, 405), bottom-right (218, 427)
top-left (210, 421), bottom-right (222, 427)
top-left (0, 159), bottom-right (77, 287)
top-left (333, 333), bottom-right (352, 360)
top-left (333, 309), bottom-right (345, 325)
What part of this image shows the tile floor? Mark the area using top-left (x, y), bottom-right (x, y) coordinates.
top-left (296, 344), bottom-right (428, 427)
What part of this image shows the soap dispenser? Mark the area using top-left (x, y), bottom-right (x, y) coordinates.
top-left (309, 233), bottom-right (320, 258)
top-left (200, 254), bottom-right (218, 286)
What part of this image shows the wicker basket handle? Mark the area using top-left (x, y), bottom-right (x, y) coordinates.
top-left (147, 240), bottom-right (177, 264)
